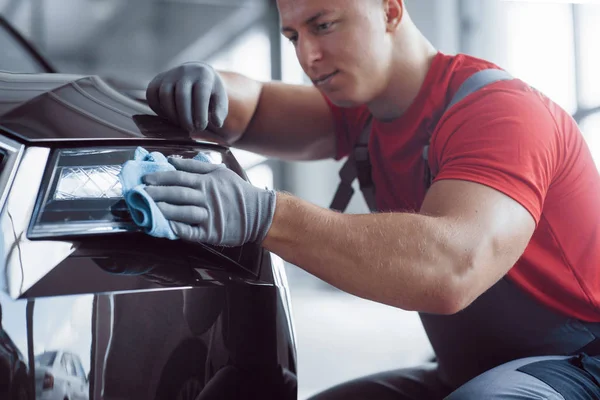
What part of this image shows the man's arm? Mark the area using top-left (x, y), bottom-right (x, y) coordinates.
top-left (263, 179), bottom-right (536, 314)
top-left (146, 65), bottom-right (339, 161)
top-left (211, 72), bottom-right (339, 161)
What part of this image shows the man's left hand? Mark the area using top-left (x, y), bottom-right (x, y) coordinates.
top-left (143, 158), bottom-right (277, 247)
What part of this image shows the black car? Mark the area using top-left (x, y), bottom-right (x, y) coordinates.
top-left (0, 16), bottom-right (297, 400)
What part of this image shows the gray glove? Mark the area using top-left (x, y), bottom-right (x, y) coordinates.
top-left (143, 158), bottom-right (277, 247)
top-left (146, 62), bottom-right (229, 133)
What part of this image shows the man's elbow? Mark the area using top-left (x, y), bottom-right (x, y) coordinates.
top-left (434, 251), bottom-right (514, 315)
top-left (406, 274), bottom-right (471, 315)
top-left (430, 251), bottom-right (481, 315)
top-left (429, 285), bottom-right (469, 315)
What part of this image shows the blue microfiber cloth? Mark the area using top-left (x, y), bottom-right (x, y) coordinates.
top-left (118, 146), bottom-right (211, 240)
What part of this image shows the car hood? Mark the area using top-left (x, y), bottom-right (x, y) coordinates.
top-left (0, 71), bottom-right (214, 144)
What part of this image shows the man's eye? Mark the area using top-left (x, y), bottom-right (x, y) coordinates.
top-left (317, 22), bottom-right (334, 31)
top-left (288, 35), bottom-right (298, 44)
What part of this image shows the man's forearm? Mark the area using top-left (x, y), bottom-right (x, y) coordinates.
top-left (263, 193), bottom-right (470, 314)
top-left (208, 71), bottom-right (263, 141)
top-left (212, 73), bottom-right (338, 161)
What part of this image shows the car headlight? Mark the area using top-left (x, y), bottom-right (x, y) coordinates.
top-left (28, 146), bottom-right (224, 238)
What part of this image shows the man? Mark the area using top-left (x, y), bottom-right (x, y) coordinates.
top-left (142, 0), bottom-right (600, 398)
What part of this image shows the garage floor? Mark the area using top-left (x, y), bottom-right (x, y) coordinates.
top-left (285, 264), bottom-right (435, 400)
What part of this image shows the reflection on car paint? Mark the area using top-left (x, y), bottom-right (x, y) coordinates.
top-left (0, 146), bottom-right (78, 300)
top-left (1, 276), bottom-right (297, 399)
top-left (0, 299), bottom-right (30, 399)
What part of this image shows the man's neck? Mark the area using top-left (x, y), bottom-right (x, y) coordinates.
top-left (368, 23), bottom-right (438, 122)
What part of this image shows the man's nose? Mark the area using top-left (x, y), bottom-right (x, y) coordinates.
top-left (296, 36), bottom-right (323, 69)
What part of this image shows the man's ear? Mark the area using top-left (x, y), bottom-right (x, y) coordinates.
top-left (384, 0), bottom-right (404, 32)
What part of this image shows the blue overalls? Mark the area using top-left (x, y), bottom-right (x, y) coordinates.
top-left (314, 69), bottom-right (600, 400)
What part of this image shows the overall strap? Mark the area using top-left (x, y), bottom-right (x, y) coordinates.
top-left (329, 116), bottom-right (376, 212)
top-left (329, 68), bottom-right (514, 213)
top-left (423, 68), bottom-right (515, 184)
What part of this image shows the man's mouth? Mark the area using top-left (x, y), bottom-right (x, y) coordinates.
top-left (312, 71), bottom-right (339, 86)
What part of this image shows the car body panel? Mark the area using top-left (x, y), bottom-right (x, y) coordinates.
top-left (1, 260), bottom-right (296, 399)
top-left (0, 71), bottom-right (199, 143)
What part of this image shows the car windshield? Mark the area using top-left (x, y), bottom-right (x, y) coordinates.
top-left (35, 351), bottom-right (57, 366)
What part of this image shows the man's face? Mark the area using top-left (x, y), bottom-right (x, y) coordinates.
top-left (278, 0), bottom-right (393, 107)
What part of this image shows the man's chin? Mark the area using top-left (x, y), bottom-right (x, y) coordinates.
top-left (323, 92), bottom-right (365, 108)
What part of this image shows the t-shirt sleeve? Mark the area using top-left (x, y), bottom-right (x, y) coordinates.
top-left (430, 86), bottom-right (560, 223)
top-left (321, 93), bottom-right (371, 160)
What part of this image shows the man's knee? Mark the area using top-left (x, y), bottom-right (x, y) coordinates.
top-left (445, 375), bottom-right (565, 400)
top-left (445, 356), bottom-right (569, 400)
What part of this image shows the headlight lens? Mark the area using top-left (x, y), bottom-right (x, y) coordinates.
top-left (28, 146), bottom-right (223, 238)
top-left (54, 165), bottom-right (123, 200)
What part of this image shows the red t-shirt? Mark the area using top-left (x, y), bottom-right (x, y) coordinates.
top-left (324, 51), bottom-right (600, 322)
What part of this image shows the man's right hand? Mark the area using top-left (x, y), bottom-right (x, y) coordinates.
top-left (146, 62), bottom-right (229, 134)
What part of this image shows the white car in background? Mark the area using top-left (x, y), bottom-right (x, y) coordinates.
top-left (34, 351), bottom-right (89, 400)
